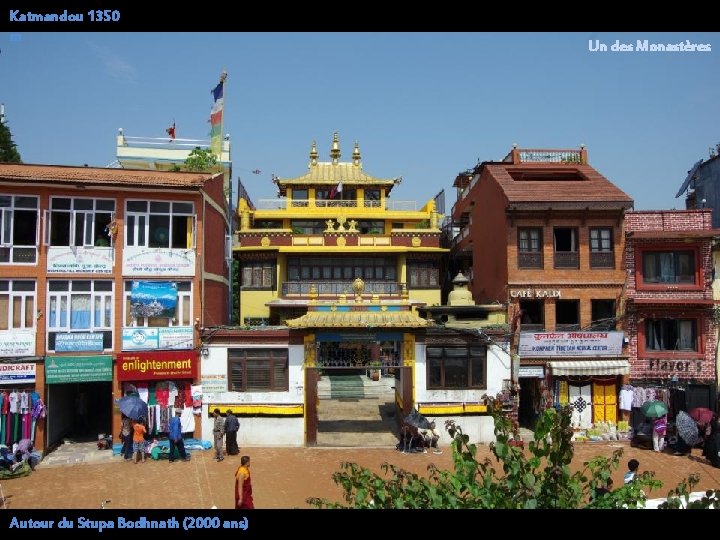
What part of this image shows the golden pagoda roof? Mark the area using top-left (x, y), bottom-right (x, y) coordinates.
top-left (275, 133), bottom-right (400, 192)
top-left (285, 310), bottom-right (429, 329)
top-left (278, 162), bottom-right (399, 186)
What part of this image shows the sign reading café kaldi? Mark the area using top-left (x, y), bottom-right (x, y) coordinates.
top-left (117, 350), bottom-right (198, 381)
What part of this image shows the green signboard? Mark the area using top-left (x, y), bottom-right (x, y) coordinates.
top-left (45, 355), bottom-right (113, 384)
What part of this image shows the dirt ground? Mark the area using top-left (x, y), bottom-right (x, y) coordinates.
top-left (2, 442), bottom-right (719, 509)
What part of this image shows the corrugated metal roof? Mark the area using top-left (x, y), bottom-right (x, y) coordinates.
top-left (0, 163), bottom-right (219, 187)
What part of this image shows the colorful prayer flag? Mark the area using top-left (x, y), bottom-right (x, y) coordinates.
top-left (210, 80), bottom-right (224, 157)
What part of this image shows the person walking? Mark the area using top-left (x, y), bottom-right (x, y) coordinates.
top-left (653, 415), bottom-right (667, 453)
top-left (120, 414), bottom-right (133, 461)
top-left (225, 409), bottom-right (240, 456)
top-left (212, 408), bottom-right (225, 462)
top-left (234, 455), bottom-right (254, 509)
top-left (168, 410), bottom-right (189, 463)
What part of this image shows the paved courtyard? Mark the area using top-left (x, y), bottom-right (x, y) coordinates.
top-left (2, 440), bottom-right (719, 509)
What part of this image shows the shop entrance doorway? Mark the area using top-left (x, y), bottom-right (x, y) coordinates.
top-left (46, 381), bottom-right (112, 447)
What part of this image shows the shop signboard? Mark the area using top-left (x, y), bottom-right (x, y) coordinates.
top-left (117, 350), bottom-right (198, 381)
top-left (54, 332), bottom-right (105, 352)
top-left (46, 246), bottom-right (113, 274)
top-left (45, 355), bottom-right (113, 384)
top-left (0, 331), bottom-right (35, 356)
top-left (122, 327), bottom-right (194, 350)
top-left (0, 362), bottom-right (36, 385)
top-left (123, 247), bottom-right (195, 276)
top-left (519, 331), bottom-right (624, 357)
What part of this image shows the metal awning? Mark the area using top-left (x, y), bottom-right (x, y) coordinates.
top-left (548, 359), bottom-right (630, 376)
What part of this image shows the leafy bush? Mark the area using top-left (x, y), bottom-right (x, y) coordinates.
top-left (307, 397), bottom-right (719, 509)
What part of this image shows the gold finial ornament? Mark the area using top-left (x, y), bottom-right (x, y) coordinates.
top-left (352, 278), bottom-right (365, 294)
top-left (324, 219), bottom-right (335, 233)
top-left (352, 142), bottom-right (361, 166)
top-left (330, 132), bottom-right (341, 163)
top-left (336, 216), bottom-right (346, 232)
top-left (347, 219), bottom-right (358, 232)
top-left (309, 140), bottom-right (318, 166)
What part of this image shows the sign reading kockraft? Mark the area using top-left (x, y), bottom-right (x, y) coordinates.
top-left (0, 362), bottom-right (36, 385)
top-left (519, 331), bottom-right (624, 357)
top-left (117, 351), bottom-right (198, 381)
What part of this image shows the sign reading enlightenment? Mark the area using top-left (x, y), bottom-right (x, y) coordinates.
top-left (117, 350), bottom-right (198, 381)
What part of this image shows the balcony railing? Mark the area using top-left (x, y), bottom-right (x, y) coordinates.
top-left (589, 251), bottom-right (615, 269)
top-left (554, 252), bottom-right (579, 269)
top-left (518, 252), bottom-right (543, 269)
top-left (255, 199), bottom-right (418, 211)
top-left (282, 281), bottom-right (403, 296)
top-left (502, 148), bottom-right (585, 164)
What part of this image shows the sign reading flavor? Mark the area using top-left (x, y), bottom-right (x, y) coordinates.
top-left (117, 350), bottom-right (198, 381)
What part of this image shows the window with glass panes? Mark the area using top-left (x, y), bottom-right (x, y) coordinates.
top-left (644, 318), bottom-right (697, 352)
top-left (242, 260), bottom-right (275, 289)
top-left (125, 201), bottom-right (195, 249)
top-left (47, 197), bottom-right (115, 247)
top-left (427, 346), bottom-right (486, 389)
top-left (0, 280), bottom-right (35, 331)
top-left (287, 257), bottom-right (396, 281)
top-left (228, 348), bottom-right (288, 392)
top-left (407, 260), bottom-right (439, 288)
top-left (47, 280), bottom-right (113, 350)
top-left (641, 250), bottom-right (696, 285)
top-left (0, 195), bottom-right (39, 264)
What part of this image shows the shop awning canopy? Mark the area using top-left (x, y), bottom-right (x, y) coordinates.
top-left (548, 359), bottom-right (630, 376)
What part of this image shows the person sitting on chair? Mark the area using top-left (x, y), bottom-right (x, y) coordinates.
top-left (423, 422), bottom-right (443, 454)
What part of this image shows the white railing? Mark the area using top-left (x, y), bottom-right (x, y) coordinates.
top-left (385, 200), bottom-right (417, 211)
top-left (120, 136), bottom-right (211, 150)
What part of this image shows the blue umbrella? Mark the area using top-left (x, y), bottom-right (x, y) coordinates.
top-left (117, 395), bottom-right (148, 421)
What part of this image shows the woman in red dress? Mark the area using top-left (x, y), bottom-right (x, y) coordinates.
top-left (235, 455), bottom-right (254, 509)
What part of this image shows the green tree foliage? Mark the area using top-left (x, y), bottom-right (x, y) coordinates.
top-left (307, 398), bottom-right (720, 509)
top-left (184, 147), bottom-right (218, 172)
top-left (0, 121), bottom-right (22, 163)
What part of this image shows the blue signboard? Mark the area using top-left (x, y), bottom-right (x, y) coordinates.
top-left (54, 332), bottom-right (104, 352)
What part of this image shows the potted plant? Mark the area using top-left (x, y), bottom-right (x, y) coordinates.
top-left (368, 361), bottom-right (381, 381)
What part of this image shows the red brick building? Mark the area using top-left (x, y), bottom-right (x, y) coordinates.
top-left (451, 146), bottom-right (634, 430)
top-left (624, 210), bottom-right (718, 416)
top-left (0, 164), bottom-right (229, 452)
